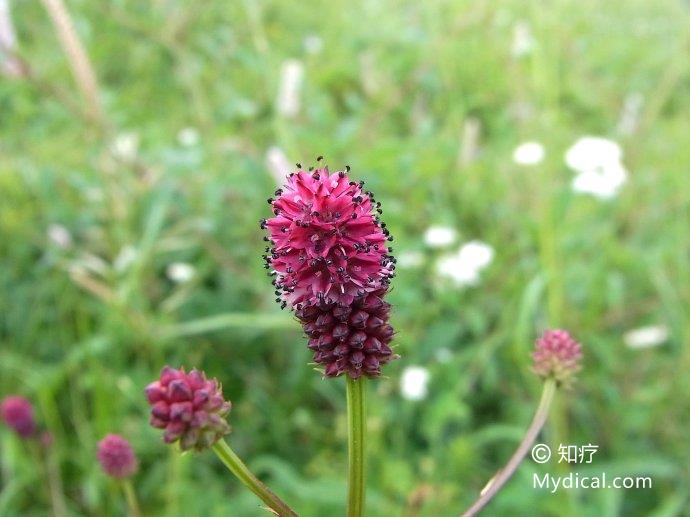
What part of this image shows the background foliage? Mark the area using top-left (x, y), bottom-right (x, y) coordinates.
top-left (1, 0), bottom-right (689, 515)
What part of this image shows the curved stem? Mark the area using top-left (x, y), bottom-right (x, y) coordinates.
top-left (121, 479), bottom-right (141, 517)
top-left (346, 376), bottom-right (366, 517)
top-left (211, 438), bottom-right (297, 516)
top-left (462, 378), bottom-right (557, 517)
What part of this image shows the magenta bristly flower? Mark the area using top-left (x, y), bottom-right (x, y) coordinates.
top-left (296, 288), bottom-right (397, 378)
top-left (97, 434), bottom-right (138, 478)
top-left (0, 395), bottom-right (36, 438)
top-left (532, 329), bottom-right (583, 386)
top-left (262, 165), bottom-right (395, 308)
top-left (145, 366), bottom-right (231, 451)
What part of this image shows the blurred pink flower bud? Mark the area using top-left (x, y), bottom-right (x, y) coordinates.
top-left (532, 329), bottom-right (583, 386)
top-left (97, 434), bottom-right (138, 478)
top-left (0, 395), bottom-right (36, 438)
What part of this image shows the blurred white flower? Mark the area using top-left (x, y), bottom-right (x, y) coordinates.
top-left (0, 0), bottom-right (22, 77)
top-left (458, 240), bottom-right (494, 270)
top-left (276, 59), bottom-right (304, 118)
top-left (424, 226), bottom-right (457, 248)
top-left (166, 262), bottom-right (195, 283)
top-left (303, 34), bottom-right (323, 55)
top-left (513, 141), bottom-right (545, 166)
top-left (624, 325), bottom-right (669, 350)
top-left (436, 240), bottom-right (494, 287)
top-left (571, 166), bottom-right (626, 199)
top-left (265, 146), bottom-right (291, 185)
top-left (566, 136), bottom-right (628, 199)
top-left (47, 224), bottom-right (72, 249)
top-left (565, 137), bottom-right (622, 172)
top-left (616, 92), bottom-right (644, 136)
top-left (397, 250), bottom-right (424, 269)
top-left (400, 366), bottom-right (430, 401)
top-left (111, 132), bottom-right (139, 161)
top-left (511, 21), bottom-right (535, 57)
top-left (114, 245), bottom-right (137, 272)
top-left (177, 127), bottom-right (200, 147)
top-left (436, 254), bottom-right (480, 286)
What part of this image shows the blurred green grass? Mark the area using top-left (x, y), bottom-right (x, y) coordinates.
top-left (1, 0), bottom-right (690, 515)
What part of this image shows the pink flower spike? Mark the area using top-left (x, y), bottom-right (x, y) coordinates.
top-left (532, 329), bottom-right (583, 387)
top-left (0, 396), bottom-right (36, 438)
top-left (262, 167), bottom-right (395, 309)
top-left (97, 434), bottom-right (138, 478)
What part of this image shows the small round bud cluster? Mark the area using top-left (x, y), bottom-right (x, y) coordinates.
top-left (532, 329), bottom-right (583, 386)
top-left (145, 366), bottom-right (231, 451)
top-left (97, 434), bottom-right (138, 478)
top-left (297, 288), bottom-right (396, 378)
top-left (0, 395), bottom-right (36, 438)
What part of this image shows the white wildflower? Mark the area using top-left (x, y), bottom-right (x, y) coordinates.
top-left (512, 141), bottom-right (545, 166)
top-left (565, 137), bottom-right (622, 172)
top-left (166, 262), bottom-right (195, 283)
top-left (400, 366), bottom-right (430, 401)
top-left (566, 136), bottom-right (628, 199)
top-left (47, 224), bottom-right (72, 249)
top-left (111, 132), bottom-right (139, 161)
top-left (511, 21), bottom-right (535, 57)
top-left (424, 226), bottom-right (457, 248)
top-left (276, 59), bottom-right (304, 118)
top-left (177, 127), bottom-right (200, 147)
top-left (435, 240), bottom-right (494, 287)
top-left (624, 325), bottom-right (669, 350)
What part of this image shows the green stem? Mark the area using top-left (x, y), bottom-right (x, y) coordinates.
top-left (121, 479), bottom-right (141, 517)
top-left (461, 378), bottom-right (557, 517)
top-left (211, 439), bottom-right (297, 516)
top-left (346, 376), bottom-right (366, 517)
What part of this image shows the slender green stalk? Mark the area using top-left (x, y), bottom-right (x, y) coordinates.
top-left (461, 378), bottom-right (557, 517)
top-left (121, 479), bottom-right (141, 517)
top-left (211, 439), bottom-right (297, 516)
top-left (346, 376), bottom-right (366, 517)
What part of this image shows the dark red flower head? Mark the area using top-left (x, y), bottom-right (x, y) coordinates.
top-left (97, 434), bottom-right (138, 478)
top-left (145, 366), bottom-right (231, 451)
top-left (262, 166), bottom-right (395, 308)
top-left (532, 329), bottom-right (583, 386)
top-left (0, 395), bottom-right (36, 438)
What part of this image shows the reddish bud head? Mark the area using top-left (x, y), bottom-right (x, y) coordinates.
top-left (97, 434), bottom-right (138, 478)
top-left (0, 396), bottom-right (36, 438)
top-left (263, 168), bottom-right (395, 308)
top-left (145, 367), bottom-right (231, 451)
top-left (532, 329), bottom-right (583, 386)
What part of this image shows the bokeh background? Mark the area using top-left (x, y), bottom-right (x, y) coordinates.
top-left (1, 0), bottom-right (689, 515)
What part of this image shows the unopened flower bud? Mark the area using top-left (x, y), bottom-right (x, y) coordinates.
top-left (146, 367), bottom-right (231, 451)
top-left (97, 434), bottom-right (138, 478)
top-left (0, 396), bottom-right (36, 438)
top-left (532, 329), bottom-right (583, 386)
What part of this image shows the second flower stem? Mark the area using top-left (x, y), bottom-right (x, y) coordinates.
top-left (461, 378), bottom-right (557, 516)
top-left (346, 376), bottom-right (366, 517)
top-left (211, 438), bottom-right (297, 516)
